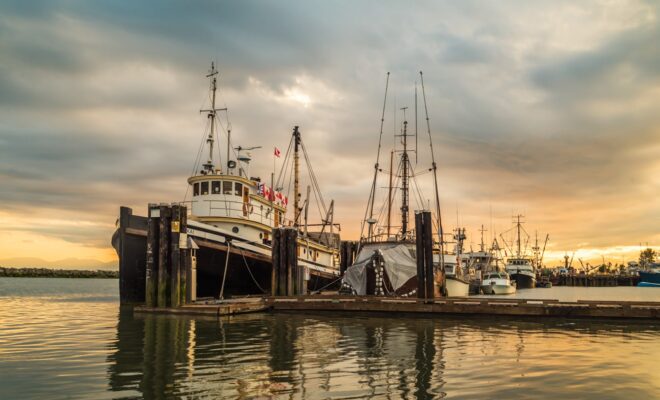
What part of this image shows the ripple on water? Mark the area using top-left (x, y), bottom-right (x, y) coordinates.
top-left (1, 278), bottom-right (660, 399)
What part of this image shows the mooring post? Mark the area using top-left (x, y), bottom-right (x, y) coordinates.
top-left (271, 228), bottom-right (281, 296)
top-left (169, 204), bottom-right (181, 308)
top-left (285, 228), bottom-right (299, 296)
top-left (422, 211), bottom-right (435, 300)
top-left (157, 204), bottom-right (171, 308)
top-left (278, 229), bottom-right (288, 296)
top-left (179, 206), bottom-right (188, 305)
top-left (415, 212), bottom-right (427, 299)
top-left (118, 207), bottom-right (131, 304)
top-left (145, 204), bottom-right (159, 307)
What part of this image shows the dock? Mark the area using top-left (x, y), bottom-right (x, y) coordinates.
top-left (134, 295), bottom-right (660, 320)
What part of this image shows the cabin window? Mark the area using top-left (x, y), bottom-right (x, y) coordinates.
top-left (235, 182), bottom-right (243, 196)
top-left (193, 183), bottom-right (199, 196)
top-left (222, 181), bottom-right (232, 195)
top-left (201, 181), bottom-right (209, 195)
top-left (212, 181), bottom-right (221, 194)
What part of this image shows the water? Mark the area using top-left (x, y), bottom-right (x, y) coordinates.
top-left (1, 278), bottom-right (659, 399)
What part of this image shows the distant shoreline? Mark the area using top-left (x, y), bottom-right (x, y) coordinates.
top-left (0, 267), bottom-right (118, 279)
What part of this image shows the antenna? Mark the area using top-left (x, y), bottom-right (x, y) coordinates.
top-left (199, 62), bottom-right (227, 175)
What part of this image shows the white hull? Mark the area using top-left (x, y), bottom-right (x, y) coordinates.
top-left (481, 283), bottom-right (516, 295)
top-left (445, 277), bottom-right (470, 297)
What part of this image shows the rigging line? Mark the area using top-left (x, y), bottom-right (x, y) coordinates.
top-left (361, 72), bottom-right (390, 239)
top-left (300, 140), bottom-right (327, 215)
top-left (184, 118), bottom-right (212, 202)
top-left (420, 71), bottom-right (445, 257)
top-left (275, 135), bottom-right (294, 188)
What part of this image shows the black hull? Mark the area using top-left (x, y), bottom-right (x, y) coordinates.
top-left (511, 273), bottom-right (536, 290)
top-left (114, 207), bottom-right (339, 303)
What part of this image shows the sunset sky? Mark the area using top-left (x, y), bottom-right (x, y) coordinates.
top-left (1, 0), bottom-right (658, 267)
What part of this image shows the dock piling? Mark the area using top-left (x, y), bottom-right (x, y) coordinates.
top-left (145, 204), bottom-right (159, 307)
top-left (169, 204), bottom-right (181, 308)
top-left (157, 204), bottom-right (171, 308)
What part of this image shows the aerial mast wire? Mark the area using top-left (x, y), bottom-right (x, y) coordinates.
top-left (362, 72), bottom-right (390, 241)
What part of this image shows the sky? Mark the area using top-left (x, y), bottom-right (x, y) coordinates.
top-left (0, 0), bottom-right (658, 267)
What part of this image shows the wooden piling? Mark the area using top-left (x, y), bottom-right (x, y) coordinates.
top-left (169, 204), bottom-right (181, 308)
top-left (157, 205), bottom-right (171, 308)
top-left (415, 211), bottom-right (435, 300)
top-left (145, 204), bottom-right (159, 307)
top-left (271, 228), bottom-right (300, 296)
top-left (422, 212), bottom-right (435, 300)
top-left (271, 228), bottom-right (282, 296)
top-left (179, 206), bottom-right (188, 306)
top-left (415, 212), bottom-right (427, 299)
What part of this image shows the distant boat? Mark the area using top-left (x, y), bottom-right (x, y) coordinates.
top-left (638, 263), bottom-right (660, 287)
top-left (502, 215), bottom-right (537, 289)
top-left (481, 271), bottom-right (516, 295)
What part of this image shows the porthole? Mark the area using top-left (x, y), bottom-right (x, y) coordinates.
top-left (259, 233), bottom-right (263, 239)
top-left (232, 226), bottom-right (239, 234)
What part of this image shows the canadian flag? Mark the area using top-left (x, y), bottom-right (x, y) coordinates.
top-left (274, 147), bottom-right (281, 157)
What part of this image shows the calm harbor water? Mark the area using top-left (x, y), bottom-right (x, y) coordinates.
top-left (1, 278), bottom-right (659, 399)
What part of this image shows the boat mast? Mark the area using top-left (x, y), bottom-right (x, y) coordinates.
top-left (293, 126), bottom-right (301, 228)
top-left (400, 107), bottom-right (410, 237)
top-left (364, 73), bottom-right (390, 241)
top-left (386, 150), bottom-right (394, 239)
top-left (200, 62), bottom-right (227, 175)
top-left (419, 71), bottom-right (444, 253)
top-left (515, 214), bottom-right (523, 257)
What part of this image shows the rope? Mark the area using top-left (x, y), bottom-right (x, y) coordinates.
top-left (239, 247), bottom-right (268, 294)
top-left (310, 275), bottom-right (343, 293)
top-left (219, 241), bottom-right (231, 299)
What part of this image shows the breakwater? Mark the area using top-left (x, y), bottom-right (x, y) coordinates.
top-left (0, 267), bottom-right (118, 279)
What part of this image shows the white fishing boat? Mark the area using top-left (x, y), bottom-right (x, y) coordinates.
top-left (481, 271), bottom-right (516, 295)
top-left (113, 63), bottom-right (341, 300)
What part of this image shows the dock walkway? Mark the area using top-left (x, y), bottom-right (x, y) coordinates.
top-left (135, 295), bottom-right (660, 320)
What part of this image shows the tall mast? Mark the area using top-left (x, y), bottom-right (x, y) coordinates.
top-left (364, 73), bottom-right (390, 241)
top-left (400, 108), bottom-right (410, 237)
top-left (516, 214), bottom-right (523, 257)
top-left (419, 72), bottom-right (444, 254)
top-left (200, 62), bottom-right (226, 175)
top-left (293, 126), bottom-right (301, 228)
top-left (479, 224), bottom-right (486, 252)
top-left (386, 150), bottom-right (394, 239)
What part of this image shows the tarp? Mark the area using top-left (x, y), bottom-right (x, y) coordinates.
top-left (342, 243), bottom-right (417, 295)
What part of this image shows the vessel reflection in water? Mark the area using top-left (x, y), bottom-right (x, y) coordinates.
top-left (107, 309), bottom-right (660, 399)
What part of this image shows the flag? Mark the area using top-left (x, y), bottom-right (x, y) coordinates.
top-left (274, 147), bottom-right (281, 157)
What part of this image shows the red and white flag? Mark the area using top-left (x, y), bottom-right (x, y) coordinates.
top-left (274, 147), bottom-right (281, 157)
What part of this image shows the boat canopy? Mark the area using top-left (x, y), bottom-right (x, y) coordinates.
top-left (343, 244), bottom-right (417, 295)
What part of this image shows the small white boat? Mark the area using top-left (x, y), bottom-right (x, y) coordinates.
top-left (481, 271), bottom-right (516, 295)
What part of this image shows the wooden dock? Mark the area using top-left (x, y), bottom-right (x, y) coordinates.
top-left (134, 295), bottom-right (660, 320)
top-left (134, 298), bottom-right (269, 317)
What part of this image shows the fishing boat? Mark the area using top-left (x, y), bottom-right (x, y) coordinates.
top-left (443, 229), bottom-right (470, 297)
top-left (113, 63), bottom-right (341, 300)
top-left (341, 72), bottom-right (450, 297)
top-left (502, 215), bottom-right (537, 289)
top-left (481, 271), bottom-right (516, 295)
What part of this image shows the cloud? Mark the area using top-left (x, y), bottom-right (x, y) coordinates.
top-left (0, 0), bottom-right (658, 265)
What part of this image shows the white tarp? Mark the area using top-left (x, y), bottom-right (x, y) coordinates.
top-left (342, 243), bottom-right (417, 295)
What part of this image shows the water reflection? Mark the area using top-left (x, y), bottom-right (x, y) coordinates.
top-left (108, 310), bottom-right (660, 399)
